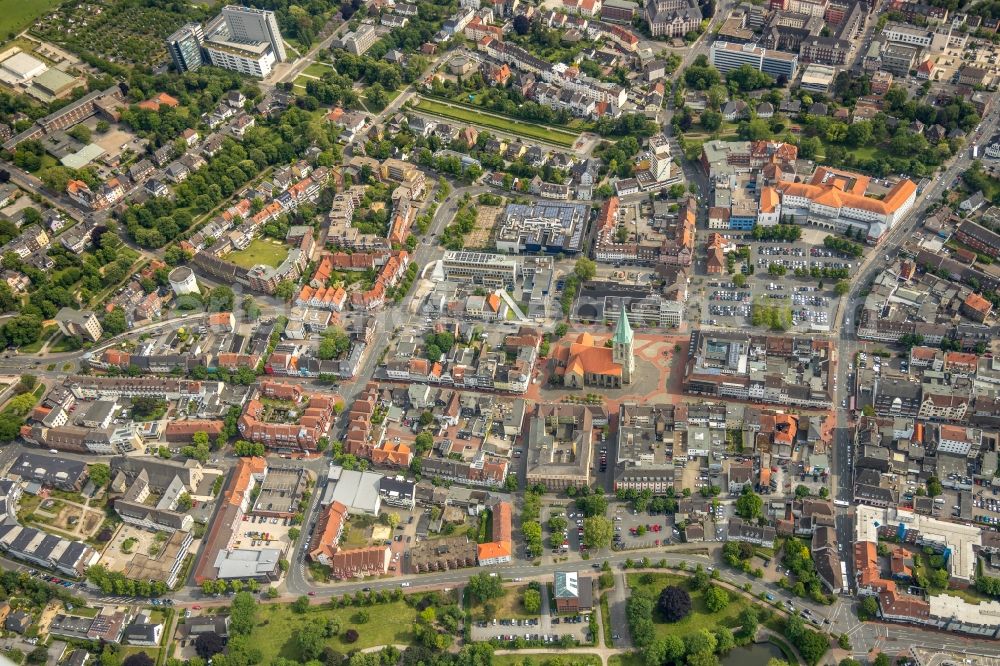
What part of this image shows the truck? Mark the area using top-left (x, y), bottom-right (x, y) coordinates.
top-left (833, 499), bottom-right (850, 508)
top-left (972, 144), bottom-right (979, 159)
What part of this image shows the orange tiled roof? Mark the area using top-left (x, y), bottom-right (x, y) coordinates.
top-left (964, 292), bottom-right (991, 313)
top-left (759, 186), bottom-right (779, 214)
top-left (226, 457), bottom-right (267, 506)
top-left (477, 541), bottom-right (511, 561)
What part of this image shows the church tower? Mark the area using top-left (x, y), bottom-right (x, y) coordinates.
top-left (612, 307), bottom-right (635, 385)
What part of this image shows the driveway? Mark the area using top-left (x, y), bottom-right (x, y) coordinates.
top-left (607, 570), bottom-right (632, 649)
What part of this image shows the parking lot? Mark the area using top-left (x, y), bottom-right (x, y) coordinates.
top-left (470, 610), bottom-right (592, 643)
top-left (698, 238), bottom-right (859, 332)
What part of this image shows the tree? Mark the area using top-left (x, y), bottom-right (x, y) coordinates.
top-left (658, 586), bottom-right (692, 622)
top-left (89, 463), bottom-right (111, 488)
top-left (16, 374), bottom-right (37, 393)
top-left (195, 632), bottom-right (227, 659)
top-left (343, 629), bottom-right (359, 643)
top-left (737, 606), bottom-right (759, 637)
top-left (69, 124), bottom-right (92, 143)
top-left (523, 587), bottom-right (541, 613)
top-left (735, 486), bottom-right (763, 521)
top-left (873, 654), bottom-right (890, 666)
top-left (318, 326), bottom-right (351, 360)
top-left (583, 515), bottom-right (613, 549)
top-left (122, 655), bottom-right (153, 666)
top-left (414, 432), bottom-right (434, 455)
top-left (732, 273), bottom-right (747, 288)
top-left (27, 647), bottom-right (49, 665)
top-left (704, 585), bottom-right (729, 613)
top-left (229, 591), bottom-right (257, 635)
top-left (513, 14), bottom-right (531, 34)
top-left (177, 492), bottom-right (193, 511)
top-left (860, 595), bottom-right (879, 619)
top-left (292, 595), bottom-right (311, 613)
top-left (838, 635), bottom-right (852, 650)
top-left (574, 257), bottom-right (597, 281)
top-left (685, 628), bottom-right (717, 656)
top-left (296, 622), bottom-right (326, 660)
top-left (834, 281), bottom-right (850, 296)
top-left (468, 571), bottom-right (504, 603)
top-left (701, 110), bottom-right (723, 131)
top-left (926, 476), bottom-right (942, 497)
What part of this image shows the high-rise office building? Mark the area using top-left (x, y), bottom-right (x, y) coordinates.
top-left (166, 23), bottom-right (205, 73)
top-left (220, 5), bottom-right (287, 62)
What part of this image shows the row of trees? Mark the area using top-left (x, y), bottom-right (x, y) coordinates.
top-left (86, 564), bottom-right (169, 597)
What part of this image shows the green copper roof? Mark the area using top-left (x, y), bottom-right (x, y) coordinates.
top-left (612, 308), bottom-right (633, 344)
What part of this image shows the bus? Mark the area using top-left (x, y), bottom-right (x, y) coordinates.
top-left (833, 499), bottom-right (850, 508)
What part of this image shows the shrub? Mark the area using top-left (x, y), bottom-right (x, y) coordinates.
top-left (343, 629), bottom-right (359, 643)
top-left (658, 586), bottom-right (692, 623)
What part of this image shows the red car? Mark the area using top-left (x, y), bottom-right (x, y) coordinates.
top-left (308, 592), bottom-right (316, 596)
top-left (192, 605), bottom-right (201, 610)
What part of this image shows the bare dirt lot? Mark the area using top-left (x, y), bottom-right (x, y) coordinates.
top-left (467, 205), bottom-right (503, 249)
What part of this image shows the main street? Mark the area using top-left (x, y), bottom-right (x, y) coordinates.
top-left (827, 100), bottom-right (1000, 588)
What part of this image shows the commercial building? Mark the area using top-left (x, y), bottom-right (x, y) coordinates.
top-left (442, 251), bottom-right (519, 289)
top-left (880, 43), bottom-right (919, 76)
top-left (495, 202), bottom-right (587, 255)
top-left (554, 571), bottom-right (594, 612)
top-left (9, 453), bottom-right (88, 491)
top-left (614, 403), bottom-right (677, 493)
top-left (799, 63), bottom-right (837, 93)
top-left (323, 466), bottom-right (382, 515)
top-left (525, 404), bottom-right (594, 491)
top-left (710, 41), bottom-right (799, 79)
top-left (166, 23), bottom-right (206, 73)
top-left (683, 330), bottom-right (834, 408)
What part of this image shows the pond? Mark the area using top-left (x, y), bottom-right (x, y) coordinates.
top-left (721, 641), bottom-right (787, 666)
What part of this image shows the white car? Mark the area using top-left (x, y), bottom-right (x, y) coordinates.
top-left (400, 582), bottom-right (411, 587)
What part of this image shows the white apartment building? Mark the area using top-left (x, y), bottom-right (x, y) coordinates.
top-left (221, 5), bottom-right (287, 61)
top-left (203, 39), bottom-right (276, 77)
top-left (882, 23), bottom-right (934, 48)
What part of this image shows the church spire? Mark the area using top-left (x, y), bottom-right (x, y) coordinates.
top-left (612, 307), bottom-right (633, 345)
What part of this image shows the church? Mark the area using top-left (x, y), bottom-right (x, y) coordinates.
top-left (553, 310), bottom-right (635, 389)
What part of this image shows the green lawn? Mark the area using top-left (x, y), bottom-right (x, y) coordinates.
top-left (18, 325), bottom-right (56, 353)
top-left (0, 0), bottom-right (60, 42)
top-left (49, 334), bottom-right (82, 353)
top-left (493, 655), bottom-right (602, 666)
top-left (413, 98), bottom-right (578, 148)
top-left (468, 584), bottom-right (539, 620)
top-left (627, 573), bottom-right (748, 639)
top-left (226, 238), bottom-right (289, 269)
top-left (303, 62), bottom-right (333, 78)
top-left (250, 601), bottom-right (417, 663)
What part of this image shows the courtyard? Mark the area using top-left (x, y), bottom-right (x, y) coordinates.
top-left (227, 238), bottom-right (290, 269)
